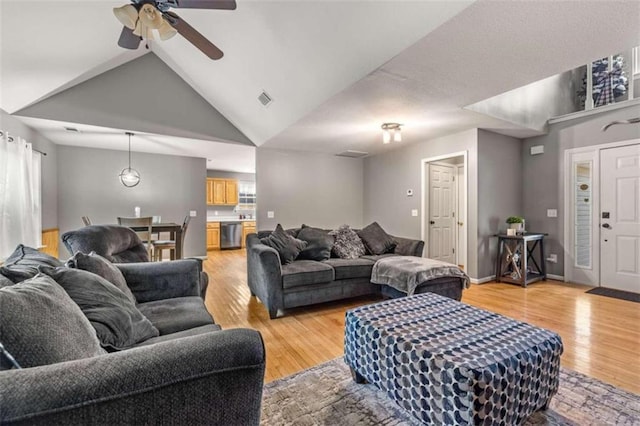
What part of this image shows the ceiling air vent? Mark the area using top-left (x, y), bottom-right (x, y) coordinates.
top-left (336, 150), bottom-right (368, 158)
top-left (258, 90), bottom-right (273, 107)
top-left (64, 126), bottom-right (80, 133)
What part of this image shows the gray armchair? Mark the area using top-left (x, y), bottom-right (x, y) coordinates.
top-left (62, 225), bottom-right (149, 263)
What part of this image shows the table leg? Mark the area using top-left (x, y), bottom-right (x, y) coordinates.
top-left (496, 239), bottom-right (504, 282)
top-left (539, 238), bottom-right (547, 279)
top-left (521, 240), bottom-right (528, 287)
top-left (175, 228), bottom-right (183, 259)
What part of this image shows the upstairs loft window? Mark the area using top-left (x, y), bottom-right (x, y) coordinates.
top-left (575, 46), bottom-right (638, 111)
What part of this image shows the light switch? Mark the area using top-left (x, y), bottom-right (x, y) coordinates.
top-left (411, 209), bottom-right (419, 217)
top-left (190, 210), bottom-right (197, 217)
top-left (530, 145), bottom-right (544, 155)
top-left (267, 211), bottom-right (275, 219)
top-left (547, 209), bottom-right (557, 218)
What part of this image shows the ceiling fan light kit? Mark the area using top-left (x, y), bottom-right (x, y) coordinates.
top-left (381, 123), bottom-right (402, 144)
top-left (113, 0), bottom-right (236, 60)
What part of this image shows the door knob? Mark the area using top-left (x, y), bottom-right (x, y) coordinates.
top-left (602, 223), bottom-right (611, 229)
top-left (458, 222), bottom-right (464, 226)
top-left (430, 221), bottom-right (435, 225)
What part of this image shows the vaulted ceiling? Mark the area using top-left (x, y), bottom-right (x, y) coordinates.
top-left (1, 0), bottom-right (639, 166)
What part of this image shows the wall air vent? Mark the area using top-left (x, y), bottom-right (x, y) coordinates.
top-left (64, 126), bottom-right (80, 133)
top-left (336, 150), bottom-right (368, 158)
top-left (258, 90), bottom-right (273, 107)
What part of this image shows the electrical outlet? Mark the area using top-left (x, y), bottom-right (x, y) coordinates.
top-left (190, 210), bottom-right (197, 217)
top-left (411, 209), bottom-right (419, 217)
top-left (267, 211), bottom-right (275, 219)
top-left (407, 189), bottom-right (414, 197)
top-left (546, 254), bottom-right (558, 263)
top-left (547, 209), bottom-right (557, 218)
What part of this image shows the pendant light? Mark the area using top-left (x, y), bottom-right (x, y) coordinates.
top-left (119, 132), bottom-right (140, 187)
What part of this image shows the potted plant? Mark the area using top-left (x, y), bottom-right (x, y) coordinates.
top-left (506, 216), bottom-right (525, 234)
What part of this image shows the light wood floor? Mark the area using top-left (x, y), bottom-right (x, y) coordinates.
top-left (203, 249), bottom-right (640, 395)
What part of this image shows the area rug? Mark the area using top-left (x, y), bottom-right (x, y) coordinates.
top-left (261, 358), bottom-right (640, 425)
top-left (586, 287), bottom-right (640, 303)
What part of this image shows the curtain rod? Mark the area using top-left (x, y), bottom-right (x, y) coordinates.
top-left (0, 130), bottom-right (47, 156)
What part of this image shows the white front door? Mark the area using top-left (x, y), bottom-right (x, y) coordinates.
top-left (600, 144), bottom-right (640, 293)
top-left (428, 164), bottom-right (455, 264)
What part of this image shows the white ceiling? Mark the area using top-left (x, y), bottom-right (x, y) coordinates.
top-left (17, 116), bottom-right (256, 173)
top-left (1, 0), bottom-right (639, 165)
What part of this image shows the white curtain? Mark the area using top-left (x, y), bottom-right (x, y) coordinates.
top-left (0, 132), bottom-right (42, 259)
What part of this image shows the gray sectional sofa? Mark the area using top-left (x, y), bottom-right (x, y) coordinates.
top-left (0, 246), bottom-right (265, 425)
top-left (247, 230), bottom-right (426, 319)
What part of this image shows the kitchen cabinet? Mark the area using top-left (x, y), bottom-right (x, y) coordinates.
top-left (241, 221), bottom-right (256, 248)
top-left (206, 178), bottom-right (239, 206)
top-left (207, 222), bottom-right (220, 250)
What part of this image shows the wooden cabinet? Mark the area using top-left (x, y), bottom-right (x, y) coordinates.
top-left (206, 178), bottom-right (239, 206)
top-left (241, 221), bottom-right (256, 248)
top-left (207, 222), bottom-right (220, 250)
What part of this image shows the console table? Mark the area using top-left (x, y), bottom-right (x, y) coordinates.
top-left (494, 233), bottom-right (547, 287)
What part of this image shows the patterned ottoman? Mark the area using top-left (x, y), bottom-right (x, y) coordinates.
top-left (344, 293), bottom-right (563, 425)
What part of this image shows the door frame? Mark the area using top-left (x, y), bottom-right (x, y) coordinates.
top-left (563, 138), bottom-right (640, 285)
top-left (421, 151), bottom-right (468, 266)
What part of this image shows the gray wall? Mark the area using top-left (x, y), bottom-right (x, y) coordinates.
top-left (1, 109), bottom-right (58, 229)
top-left (206, 170), bottom-right (255, 182)
top-left (477, 130), bottom-right (522, 278)
top-left (363, 129), bottom-right (481, 279)
top-left (17, 53), bottom-right (253, 146)
top-left (57, 145), bottom-right (207, 257)
top-left (256, 148), bottom-right (364, 231)
top-left (522, 102), bottom-right (640, 277)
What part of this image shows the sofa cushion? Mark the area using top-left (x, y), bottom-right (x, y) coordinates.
top-left (322, 258), bottom-right (375, 280)
top-left (281, 260), bottom-right (335, 289)
top-left (137, 297), bottom-right (214, 335)
top-left (0, 244), bottom-right (63, 283)
top-left (329, 225), bottom-right (366, 259)
top-left (0, 274), bottom-right (105, 369)
top-left (296, 225), bottom-right (334, 261)
top-left (134, 324), bottom-right (222, 347)
top-left (0, 274), bottom-right (14, 288)
top-left (67, 251), bottom-right (137, 304)
top-left (360, 253), bottom-right (400, 262)
top-left (357, 222), bottom-right (397, 255)
top-left (260, 224), bottom-right (308, 265)
top-left (39, 267), bottom-right (159, 350)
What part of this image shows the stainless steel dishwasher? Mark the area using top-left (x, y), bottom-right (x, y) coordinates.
top-left (220, 222), bottom-right (242, 249)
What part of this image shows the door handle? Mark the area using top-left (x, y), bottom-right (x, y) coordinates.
top-left (602, 223), bottom-right (611, 229)
top-left (430, 221), bottom-right (435, 225)
top-left (458, 222), bottom-right (464, 226)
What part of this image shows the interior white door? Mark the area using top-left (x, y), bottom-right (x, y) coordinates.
top-left (600, 144), bottom-right (640, 293)
top-left (428, 164), bottom-right (455, 264)
top-left (456, 165), bottom-right (466, 269)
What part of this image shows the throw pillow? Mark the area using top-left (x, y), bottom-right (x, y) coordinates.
top-left (0, 244), bottom-right (63, 283)
top-left (260, 224), bottom-right (308, 265)
top-left (39, 267), bottom-right (159, 350)
top-left (357, 222), bottom-right (397, 255)
top-left (0, 274), bottom-right (105, 369)
top-left (0, 274), bottom-right (14, 288)
top-left (296, 225), bottom-right (335, 261)
top-left (329, 225), bottom-right (366, 259)
top-left (66, 251), bottom-right (137, 304)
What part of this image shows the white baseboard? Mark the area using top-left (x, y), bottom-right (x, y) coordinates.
top-left (470, 275), bottom-right (496, 284)
top-left (546, 274), bottom-right (565, 281)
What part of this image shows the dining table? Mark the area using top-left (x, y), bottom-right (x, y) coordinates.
top-left (129, 222), bottom-right (184, 260)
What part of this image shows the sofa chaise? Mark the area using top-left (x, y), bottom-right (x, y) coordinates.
top-left (0, 245), bottom-right (265, 425)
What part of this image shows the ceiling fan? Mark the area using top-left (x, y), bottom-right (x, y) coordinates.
top-left (113, 0), bottom-right (236, 60)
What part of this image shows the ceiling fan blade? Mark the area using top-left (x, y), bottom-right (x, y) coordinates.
top-left (118, 26), bottom-right (142, 49)
top-left (163, 11), bottom-right (224, 59)
top-left (166, 0), bottom-right (236, 10)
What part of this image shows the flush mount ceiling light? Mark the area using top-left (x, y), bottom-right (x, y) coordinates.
top-left (119, 132), bottom-right (141, 188)
top-left (381, 123), bottom-right (402, 144)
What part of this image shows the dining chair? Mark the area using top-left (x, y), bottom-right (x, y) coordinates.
top-left (81, 216), bottom-right (92, 226)
top-left (117, 216), bottom-right (154, 258)
top-left (153, 215), bottom-right (191, 261)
